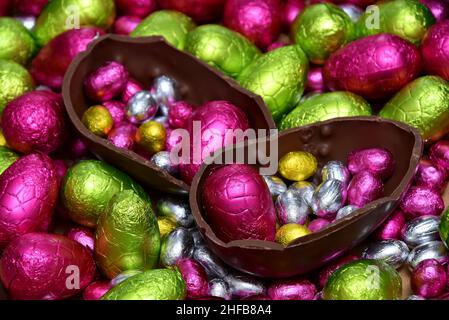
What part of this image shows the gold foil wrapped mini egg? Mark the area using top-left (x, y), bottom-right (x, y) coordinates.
top-left (279, 151), bottom-right (318, 181)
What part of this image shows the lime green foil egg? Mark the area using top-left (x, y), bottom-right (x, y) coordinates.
top-left (356, 0), bottom-right (435, 45)
top-left (379, 76), bottom-right (449, 141)
top-left (102, 268), bottom-right (186, 300)
top-left (0, 147), bottom-right (19, 175)
top-left (34, 0), bottom-right (116, 46)
top-left (323, 259), bottom-right (402, 300)
top-left (0, 18), bottom-right (35, 65)
top-left (95, 190), bottom-right (160, 279)
top-left (185, 24), bottom-right (260, 78)
top-left (238, 45), bottom-right (308, 121)
top-left (61, 160), bottom-right (150, 228)
top-left (280, 91), bottom-right (371, 130)
top-left (439, 208), bottom-right (449, 248)
top-left (292, 3), bottom-right (355, 65)
top-left (131, 10), bottom-right (196, 50)
top-left (0, 59), bottom-right (34, 116)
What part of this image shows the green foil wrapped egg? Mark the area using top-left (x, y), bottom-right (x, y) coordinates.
top-left (95, 190), bottom-right (160, 279)
top-left (280, 91), bottom-right (372, 130)
top-left (102, 268), bottom-right (186, 300)
top-left (34, 0), bottom-right (116, 46)
top-left (0, 18), bottom-right (35, 65)
top-left (61, 160), bottom-right (149, 228)
top-left (0, 59), bottom-right (34, 116)
top-left (356, 0), bottom-right (435, 45)
top-left (292, 3), bottom-right (355, 65)
top-left (379, 76), bottom-right (449, 141)
top-left (0, 146), bottom-right (19, 175)
top-left (131, 10), bottom-right (196, 50)
top-left (323, 259), bottom-right (402, 300)
top-left (185, 24), bottom-right (260, 78)
top-left (238, 45), bottom-right (308, 121)
top-left (439, 207), bottom-right (449, 248)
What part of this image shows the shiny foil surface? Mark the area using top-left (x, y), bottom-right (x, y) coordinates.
top-left (115, 0), bottom-right (158, 18)
top-left (177, 258), bottom-right (209, 299)
top-left (279, 151), bottom-right (317, 181)
top-left (413, 159), bottom-right (447, 191)
top-left (84, 61), bottom-right (129, 102)
top-left (430, 140), bottom-right (449, 171)
top-left (318, 255), bottom-right (359, 289)
top-left (400, 186), bottom-right (444, 219)
top-left (168, 101), bottom-right (194, 129)
top-left (67, 226), bottom-right (95, 251)
top-left (113, 15), bottom-right (141, 35)
top-left (411, 259), bottom-right (447, 298)
top-left (0, 17), bottom-right (35, 65)
top-left (0, 147), bottom-right (18, 175)
top-left (422, 21), bottom-right (449, 81)
top-left (82, 105), bottom-right (113, 137)
top-left (275, 223), bottom-right (311, 246)
top-left (83, 281), bottom-right (111, 300)
top-left (420, 0), bottom-right (449, 22)
top-left (361, 239), bottom-right (409, 269)
top-left (407, 241), bottom-right (448, 269)
top-left (347, 171), bottom-right (384, 207)
top-left (374, 210), bottom-right (405, 240)
top-left (158, 0), bottom-right (226, 22)
top-left (268, 279), bottom-right (316, 300)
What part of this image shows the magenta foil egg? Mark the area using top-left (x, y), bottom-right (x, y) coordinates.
top-left (266, 41), bottom-right (289, 51)
top-left (165, 128), bottom-right (182, 152)
top-left (306, 67), bottom-right (326, 93)
top-left (0, 233), bottom-right (96, 300)
top-left (429, 140), bottom-right (449, 172)
top-left (268, 279), bottom-right (317, 300)
top-left (107, 123), bottom-right (137, 150)
top-left (202, 164), bottom-right (277, 242)
top-left (0, 153), bottom-right (58, 249)
top-left (282, 0), bottom-right (306, 29)
top-left (31, 27), bottom-right (105, 90)
top-left (347, 147), bottom-right (395, 179)
top-left (318, 255), bottom-right (359, 288)
top-left (347, 171), bottom-right (384, 207)
top-left (169, 101), bottom-right (194, 129)
top-left (115, 0), bottom-right (158, 17)
top-left (420, 0), bottom-right (449, 22)
top-left (224, 0), bottom-right (282, 49)
top-left (308, 218), bottom-right (331, 233)
top-left (13, 0), bottom-right (48, 16)
top-left (66, 227), bottom-right (95, 251)
top-left (121, 77), bottom-right (143, 104)
top-left (400, 186), bottom-right (444, 219)
top-left (84, 61), bottom-right (129, 102)
top-left (113, 15), bottom-right (141, 35)
top-left (411, 259), bottom-right (447, 298)
top-left (324, 34), bottom-right (422, 99)
top-left (414, 159), bottom-right (447, 191)
top-left (2, 91), bottom-right (65, 154)
top-left (177, 258), bottom-right (209, 299)
top-left (158, 0), bottom-right (226, 22)
top-left (103, 100), bottom-right (126, 125)
top-left (422, 21), bottom-right (449, 81)
top-left (374, 210), bottom-right (406, 240)
top-left (53, 159), bottom-right (67, 186)
top-left (83, 281), bottom-right (111, 300)
top-left (179, 100), bottom-right (250, 184)
top-left (69, 137), bottom-right (89, 158)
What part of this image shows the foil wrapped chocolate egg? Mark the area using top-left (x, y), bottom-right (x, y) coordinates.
top-left (308, 218), bottom-right (331, 232)
top-left (324, 34), bottom-right (422, 100)
top-left (430, 140), bottom-right (449, 171)
top-left (422, 20), bottom-right (449, 81)
top-left (168, 101), bottom-right (194, 129)
top-left (150, 151), bottom-right (179, 176)
top-left (224, 273), bottom-right (266, 299)
top-left (66, 227), bottom-right (95, 251)
top-left (157, 217), bottom-right (177, 238)
top-left (202, 164), bottom-right (277, 242)
top-left (268, 279), bottom-right (317, 300)
top-left (305, 67), bottom-right (326, 93)
top-left (280, 91), bottom-right (371, 129)
top-left (126, 90), bottom-right (158, 124)
top-left (374, 210), bottom-right (406, 240)
top-left (83, 281), bottom-right (111, 300)
top-left (2, 91), bottom-right (65, 154)
top-left (321, 160), bottom-right (350, 186)
top-left (0, 147), bottom-right (18, 175)
top-left (276, 182), bottom-right (314, 225)
top-left (160, 227), bottom-right (194, 267)
top-left (356, 0), bottom-right (435, 45)
top-left (103, 101), bottom-right (126, 125)
top-left (107, 123), bottom-right (137, 150)
top-left (292, 3), bottom-right (355, 65)
top-left (223, 0), bottom-right (282, 49)
top-left (193, 245), bottom-right (229, 278)
top-left (82, 105), bottom-right (113, 137)
top-left (420, 0), bottom-right (449, 22)
top-left (34, 0), bottom-right (115, 46)
top-left (135, 120), bottom-right (166, 155)
top-left (414, 159), bottom-right (447, 191)
top-left (347, 171), bottom-right (384, 207)
top-left (121, 77), bottom-right (143, 104)
top-left (282, 0), bottom-right (306, 29)
top-left (152, 75), bottom-right (179, 106)
top-left (177, 258), bottom-right (209, 299)
top-left (380, 76), bottom-right (449, 141)
top-left (323, 259), bottom-right (402, 300)
top-left (311, 179), bottom-right (347, 219)
top-left (157, 197), bottom-right (193, 228)
top-left (14, 0), bottom-right (48, 16)
top-left (0, 17), bottom-right (35, 65)
top-left (186, 24), bottom-right (260, 78)
top-left (335, 205), bottom-right (359, 220)
top-left (400, 186), bottom-right (444, 219)
top-left (275, 223), bottom-right (311, 246)
top-left (263, 175), bottom-right (287, 199)
top-left (209, 278), bottom-right (232, 300)
top-left (131, 10), bottom-right (196, 50)
top-left (347, 148), bottom-right (395, 179)
top-left (115, 0), bottom-right (157, 17)
top-left (0, 154), bottom-right (57, 249)
top-left (318, 255), bottom-right (359, 288)
top-left (361, 240), bottom-right (410, 269)
top-left (279, 151), bottom-right (317, 181)
top-left (407, 241), bottom-right (448, 269)
top-left (84, 61), bottom-right (129, 102)
top-left (411, 259), bottom-right (447, 298)
top-left (0, 233), bottom-right (96, 300)
top-left (158, 0), bottom-right (225, 22)
top-left (402, 215), bottom-right (440, 248)
top-left (102, 269), bottom-right (186, 300)
top-left (238, 45), bottom-right (308, 121)
top-left (61, 160), bottom-right (149, 228)
top-left (95, 190), bottom-right (160, 279)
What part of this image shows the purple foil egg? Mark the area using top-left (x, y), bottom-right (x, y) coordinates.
top-left (121, 77), bottom-right (143, 104)
top-left (84, 61), bottom-right (129, 102)
top-left (103, 100), bottom-right (126, 125)
top-left (347, 171), bottom-right (384, 207)
top-left (66, 227), bottom-right (95, 251)
top-left (422, 21), bottom-right (449, 81)
top-left (308, 218), bottom-right (331, 233)
top-left (324, 34), bottom-right (422, 99)
top-left (420, 0), bottom-right (449, 22)
top-left (113, 15), bottom-right (141, 35)
top-left (169, 101), bottom-right (194, 129)
top-left (306, 67), bottom-right (326, 93)
top-left (83, 281), bottom-right (111, 300)
top-left (429, 140), bottom-right (449, 172)
top-left (2, 91), bottom-right (65, 154)
top-left (282, 0), bottom-right (306, 29)
top-left (268, 279), bottom-right (317, 300)
top-left (411, 259), bottom-right (447, 298)
top-left (177, 258), bottom-right (209, 299)
top-left (318, 255), bottom-right (359, 288)
top-left (400, 186), bottom-right (444, 219)
top-left (202, 164), bottom-right (277, 242)
top-left (0, 153), bottom-right (58, 249)
top-left (115, 0), bottom-right (158, 18)
top-left (374, 210), bottom-right (406, 240)
top-left (347, 147), bottom-right (395, 179)
top-left (414, 159), bottom-right (448, 191)
top-left (107, 123), bottom-right (137, 150)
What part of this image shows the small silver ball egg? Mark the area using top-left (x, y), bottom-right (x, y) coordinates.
top-left (224, 273), bottom-right (266, 299)
top-left (157, 196), bottom-right (193, 227)
top-left (275, 186), bottom-right (312, 225)
top-left (193, 245), bottom-right (229, 279)
top-left (209, 278), bottom-right (232, 300)
top-left (311, 179), bottom-right (347, 218)
top-left (262, 175), bottom-right (287, 199)
top-left (321, 160), bottom-right (351, 186)
top-left (407, 241), bottom-right (448, 269)
top-left (362, 239), bottom-right (410, 269)
top-left (152, 75), bottom-right (179, 105)
top-left (401, 215), bottom-right (441, 248)
top-left (159, 227), bottom-right (193, 267)
top-left (150, 151), bottom-right (179, 176)
top-left (126, 90), bottom-right (158, 124)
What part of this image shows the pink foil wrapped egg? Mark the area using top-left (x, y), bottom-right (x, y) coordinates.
top-left (0, 233), bottom-right (96, 300)
top-left (422, 21), bottom-right (449, 81)
top-left (83, 281), bottom-right (111, 300)
top-left (165, 128), bottom-right (182, 152)
top-left (0, 153), bottom-right (58, 249)
top-left (420, 0), bottom-right (449, 22)
top-left (318, 254), bottom-right (359, 288)
top-left (347, 147), bottom-right (395, 179)
top-left (324, 34), bottom-right (422, 99)
top-left (84, 61), bottom-right (129, 102)
top-left (223, 0), bottom-right (282, 49)
top-left (179, 100), bottom-right (250, 184)
top-left (31, 27), bottom-right (105, 90)
top-left (113, 15), bottom-right (141, 35)
top-left (308, 218), bottom-right (331, 233)
top-left (53, 159), bottom-right (67, 186)
top-left (414, 159), bottom-right (447, 191)
top-left (282, 0), bottom-right (306, 29)
top-left (13, 0), bottom-right (48, 16)
top-left (115, 0), bottom-right (158, 17)
top-left (411, 259), bottom-right (447, 298)
top-left (429, 140), bottom-right (449, 172)
top-left (400, 186), bottom-right (444, 219)
top-left (103, 100), bottom-right (126, 125)
top-left (202, 164), bottom-right (277, 242)
top-left (168, 101), bottom-right (194, 129)
top-left (347, 171), bottom-right (384, 207)
top-left (268, 279), bottom-right (317, 300)
top-left (107, 123), bottom-right (137, 150)
top-left (158, 0), bottom-right (226, 22)
top-left (66, 226), bottom-right (95, 251)
top-left (266, 41), bottom-right (289, 51)
top-left (121, 77), bottom-right (143, 104)
top-left (177, 258), bottom-right (209, 299)
top-left (69, 137), bottom-right (89, 158)
top-left (306, 67), bottom-right (326, 93)
top-left (374, 210), bottom-right (406, 240)
top-left (2, 91), bottom-right (65, 154)
top-left (0, 1), bottom-right (10, 15)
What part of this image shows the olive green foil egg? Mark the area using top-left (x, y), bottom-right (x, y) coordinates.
top-left (0, 18), bottom-right (36, 65)
top-left (356, 0), bottom-right (435, 45)
top-left (238, 45), bottom-right (309, 121)
top-left (95, 190), bottom-right (160, 279)
top-left (34, 0), bottom-right (116, 46)
top-left (379, 76), bottom-right (449, 141)
top-left (185, 24), bottom-right (260, 78)
top-left (280, 91), bottom-right (372, 130)
top-left (292, 3), bottom-right (355, 65)
top-left (0, 59), bottom-right (34, 116)
top-left (323, 259), bottom-right (402, 300)
top-left (131, 10), bottom-right (196, 50)
top-left (61, 160), bottom-right (149, 228)
top-left (102, 268), bottom-right (186, 300)
top-left (0, 147), bottom-right (19, 175)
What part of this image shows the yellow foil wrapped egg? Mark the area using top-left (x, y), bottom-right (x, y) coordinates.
top-left (135, 121), bottom-right (167, 155)
top-left (275, 223), bottom-right (311, 247)
top-left (82, 105), bottom-right (113, 137)
top-left (279, 151), bottom-right (318, 181)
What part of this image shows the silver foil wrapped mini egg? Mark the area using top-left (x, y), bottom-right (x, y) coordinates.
top-left (152, 75), bottom-right (179, 105)
top-left (335, 205), bottom-right (359, 221)
top-left (361, 239), bottom-right (410, 268)
top-left (224, 273), bottom-right (266, 299)
top-left (209, 278), bottom-right (232, 300)
top-left (157, 196), bottom-right (193, 228)
top-left (126, 90), bottom-right (158, 124)
top-left (401, 215), bottom-right (441, 248)
top-left (193, 245), bottom-right (229, 279)
top-left (276, 190), bottom-right (311, 226)
top-left (159, 227), bottom-right (194, 267)
top-left (407, 241), bottom-right (449, 269)
top-left (262, 175), bottom-right (287, 199)
top-left (311, 179), bottom-right (347, 218)
top-left (150, 151), bottom-right (179, 176)
top-left (321, 160), bottom-right (351, 186)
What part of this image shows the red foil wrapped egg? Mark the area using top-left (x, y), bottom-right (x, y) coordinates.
top-left (113, 15), bottom-right (141, 35)
top-left (202, 164), bottom-right (277, 242)
top-left (107, 123), bottom-right (137, 150)
top-left (422, 21), bottom-right (449, 81)
top-left (115, 0), bottom-right (158, 17)
top-left (84, 61), bottom-right (129, 102)
top-left (158, 0), bottom-right (226, 22)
